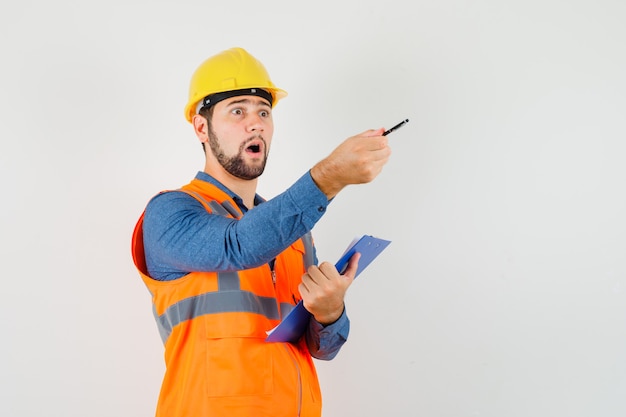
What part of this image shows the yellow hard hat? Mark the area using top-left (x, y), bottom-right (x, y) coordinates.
top-left (184, 47), bottom-right (287, 123)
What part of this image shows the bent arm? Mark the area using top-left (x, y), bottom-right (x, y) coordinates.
top-left (143, 171), bottom-right (328, 280)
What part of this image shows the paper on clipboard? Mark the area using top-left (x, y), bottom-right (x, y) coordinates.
top-left (265, 235), bottom-right (391, 343)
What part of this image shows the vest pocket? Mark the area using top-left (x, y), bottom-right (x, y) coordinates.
top-left (206, 337), bottom-right (273, 397)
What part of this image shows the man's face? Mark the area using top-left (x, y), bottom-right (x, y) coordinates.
top-left (207, 95), bottom-right (274, 180)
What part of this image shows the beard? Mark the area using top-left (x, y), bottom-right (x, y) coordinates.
top-left (207, 129), bottom-right (268, 180)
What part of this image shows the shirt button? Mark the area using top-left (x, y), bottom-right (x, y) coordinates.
top-left (317, 206), bottom-right (325, 213)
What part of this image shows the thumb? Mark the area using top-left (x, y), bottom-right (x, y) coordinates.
top-left (341, 252), bottom-right (361, 280)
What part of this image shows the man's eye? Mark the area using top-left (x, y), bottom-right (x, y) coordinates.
top-left (260, 110), bottom-right (270, 117)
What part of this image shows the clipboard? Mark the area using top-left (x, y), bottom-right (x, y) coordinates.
top-left (266, 235), bottom-right (391, 343)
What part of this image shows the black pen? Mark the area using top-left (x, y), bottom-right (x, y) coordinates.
top-left (382, 118), bottom-right (409, 136)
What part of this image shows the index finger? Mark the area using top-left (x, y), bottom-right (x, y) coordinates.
top-left (361, 127), bottom-right (385, 138)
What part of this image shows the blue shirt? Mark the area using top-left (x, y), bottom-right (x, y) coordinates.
top-left (142, 170), bottom-right (349, 359)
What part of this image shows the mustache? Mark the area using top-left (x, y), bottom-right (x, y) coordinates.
top-left (244, 134), bottom-right (265, 144)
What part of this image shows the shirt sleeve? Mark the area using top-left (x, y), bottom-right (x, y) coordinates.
top-left (305, 309), bottom-right (350, 360)
top-left (143, 171), bottom-right (329, 280)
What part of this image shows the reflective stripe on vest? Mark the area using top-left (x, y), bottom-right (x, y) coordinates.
top-left (183, 189), bottom-right (242, 220)
top-left (301, 231), bottom-right (315, 269)
top-left (154, 272), bottom-right (281, 343)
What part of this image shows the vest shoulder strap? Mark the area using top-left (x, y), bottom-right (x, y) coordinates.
top-left (176, 189), bottom-right (242, 219)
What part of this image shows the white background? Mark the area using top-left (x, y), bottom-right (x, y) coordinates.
top-left (1, 1), bottom-right (625, 416)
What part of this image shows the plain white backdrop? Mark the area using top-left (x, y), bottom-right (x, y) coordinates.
top-left (1, 1), bottom-right (625, 416)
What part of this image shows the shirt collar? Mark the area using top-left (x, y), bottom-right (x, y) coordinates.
top-left (194, 171), bottom-right (265, 211)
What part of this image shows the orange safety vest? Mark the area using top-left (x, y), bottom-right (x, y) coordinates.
top-left (131, 178), bottom-right (322, 417)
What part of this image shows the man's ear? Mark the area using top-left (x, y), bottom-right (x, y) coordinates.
top-left (192, 114), bottom-right (209, 144)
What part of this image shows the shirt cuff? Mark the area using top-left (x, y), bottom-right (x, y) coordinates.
top-left (308, 308), bottom-right (350, 360)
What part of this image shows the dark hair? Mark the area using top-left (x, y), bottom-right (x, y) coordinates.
top-left (198, 105), bottom-right (215, 153)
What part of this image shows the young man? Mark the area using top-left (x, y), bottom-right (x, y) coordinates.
top-left (131, 47), bottom-right (391, 417)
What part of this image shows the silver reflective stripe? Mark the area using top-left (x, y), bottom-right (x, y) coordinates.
top-left (208, 200), bottom-right (231, 217)
top-left (301, 231), bottom-right (315, 269)
top-left (280, 302), bottom-right (294, 319)
top-left (155, 285), bottom-right (281, 344)
top-left (218, 271), bottom-right (240, 291)
top-left (180, 189), bottom-right (235, 218)
top-left (220, 200), bottom-right (242, 219)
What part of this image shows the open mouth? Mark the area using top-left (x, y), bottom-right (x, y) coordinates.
top-left (244, 138), bottom-right (264, 155)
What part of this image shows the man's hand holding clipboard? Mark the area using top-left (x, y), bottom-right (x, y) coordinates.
top-left (266, 235), bottom-right (391, 343)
